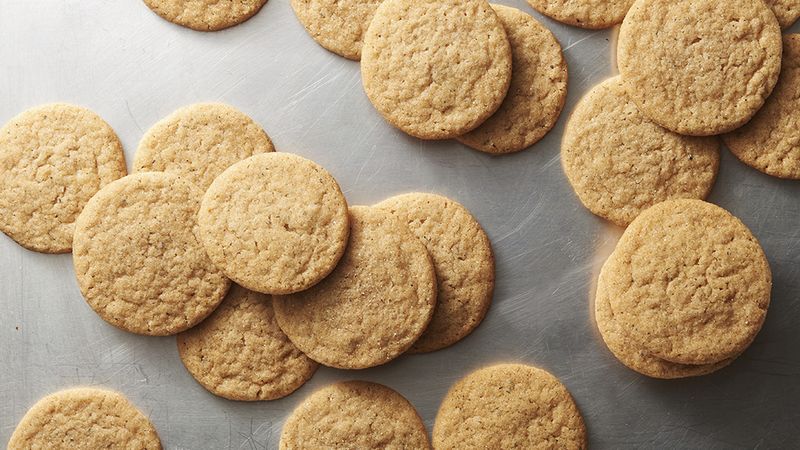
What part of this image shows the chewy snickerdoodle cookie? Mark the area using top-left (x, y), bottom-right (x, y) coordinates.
top-left (527, 0), bottom-right (635, 29)
top-left (290, 0), bottom-right (383, 60)
top-left (142, 0), bottom-right (267, 31)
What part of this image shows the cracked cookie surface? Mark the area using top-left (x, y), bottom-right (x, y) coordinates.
top-left (527, 0), bottom-right (634, 29)
top-left (142, 0), bottom-right (267, 31)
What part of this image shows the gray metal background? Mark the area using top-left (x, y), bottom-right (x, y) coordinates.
top-left (1, 1), bottom-right (799, 448)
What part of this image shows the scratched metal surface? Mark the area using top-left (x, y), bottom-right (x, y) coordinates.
top-left (1, 1), bottom-right (799, 448)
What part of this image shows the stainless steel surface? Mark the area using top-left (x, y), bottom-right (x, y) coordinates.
top-left (1, 1), bottom-right (799, 448)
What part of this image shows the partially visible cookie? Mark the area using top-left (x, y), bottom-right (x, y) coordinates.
top-left (527, 0), bottom-right (634, 29)
top-left (142, 0), bottom-right (268, 31)
top-left (0, 103), bottom-right (126, 253)
top-left (361, 0), bottom-right (512, 139)
top-left (8, 387), bottom-right (161, 450)
top-left (617, 0), bottom-right (783, 136)
top-left (133, 103), bottom-right (274, 190)
top-left (198, 153), bottom-right (349, 295)
top-left (177, 284), bottom-right (318, 401)
top-left (273, 205), bottom-right (436, 369)
top-left (604, 199), bottom-right (771, 365)
top-left (73, 172), bottom-right (230, 336)
top-left (280, 381), bottom-right (430, 449)
top-left (562, 77), bottom-right (720, 226)
top-left (433, 364), bottom-right (586, 449)
top-left (724, 34), bottom-right (800, 179)
top-left (291, 0), bottom-right (382, 60)
top-left (766, 0), bottom-right (800, 29)
top-left (457, 5), bottom-right (567, 154)
top-left (376, 193), bottom-right (494, 353)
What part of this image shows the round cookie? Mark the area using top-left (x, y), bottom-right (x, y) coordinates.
top-left (142, 0), bottom-right (268, 31)
top-left (273, 206), bottom-right (436, 369)
top-left (595, 263), bottom-right (735, 379)
top-left (177, 285), bottom-right (318, 401)
top-left (527, 0), bottom-right (635, 29)
top-left (562, 77), bottom-right (720, 227)
top-left (0, 103), bottom-right (126, 253)
top-left (360, 0), bottom-right (512, 139)
top-left (765, 0), bottom-right (800, 29)
top-left (723, 35), bottom-right (800, 179)
top-left (198, 153), bottom-right (349, 295)
top-left (457, 5), bottom-right (568, 154)
top-left (73, 172), bottom-right (230, 336)
top-left (376, 193), bottom-right (494, 353)
top-left (8, 387), bottom-right (161, 449)
top-left (290, 0), bottom-right (383, 60)
top-left (433, 364), bottom-right (586, 449)
top-left (604, 199), bottom-right (771, 365)
top-left (133, 103), bottom-right (274, 190)
top-left (280, 381), bottom-right (430, 449)
top-left (617, 0), bottom-right (783, 136)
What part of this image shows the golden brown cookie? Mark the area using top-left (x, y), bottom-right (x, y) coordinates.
top-left (376, 193), bottom-right (493, 353)
top-left (617, 0), bottom-right (783, 136)
top-left (457, 5), bottom-right (567, 154)
top-left (273, 206), bottom-right (436, 369)
top-left (142, 0), bottom-right (268, 31)
top-left (723, 35), bottom-right (800, 179)
top-left (198, 153), bottom-right (349, 295)
top-left (133, 103), bottom-right (274, 190)
top-left (8, 387), bottom-right (161, 450)
top-left (603, 199), bottom-right (771, 365)
top-left (433, 364), bottom-right (586, 449)
top-left (527, 0), bottom-right (635, 29)
top-left (280, 381), bottom-right (430, 449)
top-left (562, 77), bottom-right (720, 227)
top-left (360, 0), bottom-right (512, 139)
top-left (177, 285), bottom-right (318, 401)
top-left (73, 172), bottom-right (230, 336)
top-left (766, 0), bottom-right (800, 29)
top-left (290, 0), bottom-right (382, 60)
top-left (0, 104), bottom-right (126, 253)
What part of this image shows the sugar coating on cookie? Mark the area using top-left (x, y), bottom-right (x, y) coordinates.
top-left (765, 0), bottom-right (800, 29)
top-left (527, 0), bottom-right (634, 29)
top-left (177, 285), bottom-right (318, 401)
top-left (273, 206), bottom-right (436, 369)
top-left (617, 0), bottom-right (782, 136)
top-left (291, 0), bottom-right (382, 60)
top-left (73, 172), bottom-right (230, 336)
top-left (457, 5), bottom-right (567, 154)
top-left (361, 0), bottom-right (512, 139)
top-left (198, 153), bottom-right (349, 295)
top-left (562, 77), bottom-right (720, 226)
top-left (724, 35), bottom-right (800, 179)
top-left (604, 199), bottom-right (771, 365)
top-left (280, 381), bottom-right (430, 449)
top-left (142, 0), bottom-right (267, 31)
top-left (134, 103), bottom-right (274, 190)
top-left (433, 364), bottom-right (586, 449)
top-left (0, 103), bottom-right (126, 253)
top-left (376, 193), bottom-right (494, 353)
top-left (8, 387), bottom-right (161, 450)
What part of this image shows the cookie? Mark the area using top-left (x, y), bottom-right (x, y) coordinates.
top-left (723, 35), bottom-right (800, 179)
top-left (376, 193), bottom-right (493, 353)
top-left (198, 153), bottom-right (349, 295)
top-left (360, 0), bottom-right (512, 139)
top-left (457, 5), bottom-right (567, 154)
top-left (0, 104), bottom-right (126, 253)
top-left (290, 0), bottom-right (382, 60)
top-left (433, 364), bottom-right (586, 449)
top-left (177, 284), bottom-right (318, 401)
top-left (8, 387), bottom-right (161, 449)
top-left (766, 0), bottom-right (800, 29)
top-left (142, 0), bottom-right (268, 31)
top-left (133, 103), bottom-right (274, 190)
top-left (273, 205), bottom-right (436, 369)
top-left (617, 0), bottom-right (783, 136)
top-left (562, 77), bottom-right (720, 226)
top-left (603, 199), bottom-right (771, 365)
top-left (527, 0), bottom-right (635, 29)
top-left (73, 172), bottom-right (230, 336)
top-left (280, 381), bottom-right (430, 449)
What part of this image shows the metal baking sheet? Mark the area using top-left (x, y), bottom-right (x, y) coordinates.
top-left (1, 1), bottom-right (799, 448)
